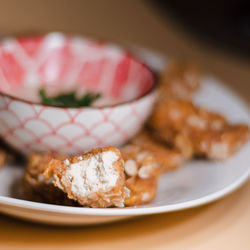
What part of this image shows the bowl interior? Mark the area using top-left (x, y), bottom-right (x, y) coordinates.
top-left (0, 33), bottom-right (154, 106)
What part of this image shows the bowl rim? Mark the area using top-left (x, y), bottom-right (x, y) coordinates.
top-left (0, 32), bottom-right (158, 110)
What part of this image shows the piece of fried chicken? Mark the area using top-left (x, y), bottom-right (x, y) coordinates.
top-left (44, 147), bottom-right (128, 208)
top-left (148, 100), bottom-right (249, 160)
top-left (21, 152), bottom-right (76, 205)
top-left (121, 144), bottom-right (160, 206)
top-left (159, 61), bottom-right (201, 101)
top-left (130, 130), bottom-right (185, 172)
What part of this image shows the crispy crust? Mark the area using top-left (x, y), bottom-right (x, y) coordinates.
top-left (121, 144), bottom-right (161, 177)
top-left (121, 144), bottom-right (160, 206)
top-left (24, 153), bottom-right (67, 185)
top-left (21, 153), bottom-right (76, 205)
top-left (148, 100), bottom-right (250, 160)
top-left (159, 61), bottom-right (201, 101)
top-left (0, 149), bottom-right (8, 169)
top-left (44, 147), bottom-right (127, 208)
top-left (129, 130), bottom-right (185, 171)
top-left (125, 176), bottom-right (158, 206)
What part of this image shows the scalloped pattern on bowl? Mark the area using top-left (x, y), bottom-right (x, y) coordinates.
top-left (0, 94), bottom-right (155, 154)
top-left (0, 33), bottom-right (156, 154)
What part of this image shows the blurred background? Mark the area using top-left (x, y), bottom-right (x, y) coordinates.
top-left (0, 0), bottom-right (249, 103)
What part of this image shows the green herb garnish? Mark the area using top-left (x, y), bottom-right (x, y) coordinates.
top-left (39, 89), bottom-right (101, 107)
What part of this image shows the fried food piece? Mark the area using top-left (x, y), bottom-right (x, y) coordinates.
top-left (191, 124), bottom-right (250, 160)
top-left (21, 153), bottom-right (76, 205)
top-left (121, 144), bottom-right (161, 178)
top-left (0, 149), bottom-right (8, 169)
top-left (125, 176), bottom-right (158, 207)
top-left (44, 147), bottom-right (128, 208)
top-left (149, 100), bottom-right (250, 160)
top-left (130, 130), bottom-right (185, 172)
top-left (121, 129), bottom-right (186, 206)
top-left (149, 100), bottom-right (227, 132)
top-left (24, 153), bottom-right (67, 186)
top-left (24, 147), bottom-right (160, 207)
top-left (159, 61), bottom-right (201, 101)
top-left (121, 145), bottom-right (160, 206)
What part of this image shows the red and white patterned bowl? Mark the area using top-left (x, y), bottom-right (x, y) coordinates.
top-left (0, 33), bottom-right (157, 155)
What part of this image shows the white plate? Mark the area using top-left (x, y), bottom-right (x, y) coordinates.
top-left (0, 48), bottom-right (249, 225)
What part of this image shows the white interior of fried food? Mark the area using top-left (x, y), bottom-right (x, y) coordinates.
top-left (61, 151), bottom-right (119, 197)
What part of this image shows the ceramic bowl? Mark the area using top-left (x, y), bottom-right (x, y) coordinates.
top-left (0, 33), bottom-right (156, 155)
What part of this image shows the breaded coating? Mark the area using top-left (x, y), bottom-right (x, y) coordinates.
top-left (159, 61), bottom-right (201, 101)
top-left (191, 125), bottom-right (250, 160)
top-left (121, 144), bottom-right (161, 178)
top-left (121, 145), bottom-right (160, 206)
top-left (129, 130), bottom-right (185, 171)
top-left (23, 148), bottom-right (159, 207)
top-left (25, 153), bottom-right (66, 186)
top-left (148, 100), bottom-right (250, 160)
top-left (21, 153), bottom-right (75, 205)
top-left (125, 176), bottom-right (158, 206)
top-left (0, 149), bottom-right (8, 169)
top-left (44, 147), bottom-right (128, 208)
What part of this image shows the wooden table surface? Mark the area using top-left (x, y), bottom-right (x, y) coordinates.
top-left (0, 1), bottom-right (249, 249)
